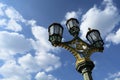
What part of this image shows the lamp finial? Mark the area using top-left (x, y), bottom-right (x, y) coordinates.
top-left (88, 28), bottom-right (91, 31)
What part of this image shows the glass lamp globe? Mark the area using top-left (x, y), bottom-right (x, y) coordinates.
top-left (48, 23), bottom-right (63, 45)
top-left (86, 28), bottom-right (104, 48)
top-left (66, 18), bottom-right (80, 37)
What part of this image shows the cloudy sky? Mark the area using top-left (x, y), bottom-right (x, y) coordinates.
top-left (0, 0), bottom-right (120, 80)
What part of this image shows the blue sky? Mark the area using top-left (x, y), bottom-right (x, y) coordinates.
top-left (0, 0), bottom-right (120, 80)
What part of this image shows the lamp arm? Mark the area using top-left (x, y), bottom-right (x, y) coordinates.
top-left (53, 37), bottom-right (90, 61)
top-left (86, 47), bottom-right (104, 57)
top-left (56, 42), bottom-right (83, 60)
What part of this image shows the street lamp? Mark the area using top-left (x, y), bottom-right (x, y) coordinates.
top-left (66, 18), bottom-right (80, 37)
top-left (48, 18), bottom-right (104, 80)
top-left (48, 23), bottom-right (63, 45)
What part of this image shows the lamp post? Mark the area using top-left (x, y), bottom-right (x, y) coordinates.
top-left (48, 18), bottom-right (104, 80)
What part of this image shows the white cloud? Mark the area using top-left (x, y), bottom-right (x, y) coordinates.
top-left (0, 31), bottom-right (32, 60)
top-left (18, 53), bottom-right (40, 73)
top-left (0, 60), bottom-right (31, 80)
top-left (30, 22), bottom-right (60, 53)
top-left (5, 6), bottom-right (25, 22)
top-left (0, 2), bottom-right (61, 80)
top-left (80, 0), bottom-right (120, 40)
top-left (0, 3), bottom-right (6, 16)
top-left (0, 2), bottom-right (26, 32)
top-left (114, 78), bottom-right (120, 80)
top-left (35, 72), bottom-right (57, 80)
top-left (106, 28), bottom-right (120, 44)
top-left (65, 10), bottom-right (81, 20)
top-left (18, 52), bottom-right (61, 73)
top-left (105, 72), bottom-right (120, 80)
top-left (0, 19), bottom-right (6, 26)
top-left (31, 26), bottom-right (54, 52)
top-left (26, 20), bottom-right (62, 72)
top-left (6, 19), bottom-right (22, 32)
top-left (27, 19), bottom-right (36, 26)
top-left (35, 52), bottom-right (61, 72)
top-left (61, 10), bottom-right (82, 25)
top-left (0, 28), bottom-right (61, 79)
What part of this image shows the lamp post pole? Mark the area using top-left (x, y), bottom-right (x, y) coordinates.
top-left (48, 18), bottom-right (104, 80)
top-left (76, 61), bottom-right (94, 80)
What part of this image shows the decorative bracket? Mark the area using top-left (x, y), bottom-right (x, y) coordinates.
top-left (53, 37), bottom-right (103, 64)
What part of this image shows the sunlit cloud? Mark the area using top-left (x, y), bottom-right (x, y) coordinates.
top-left (5, 6), bottom-right (25, 22)
top-left (0, 60), bottom-right (31, 80)
top-left (61, 9), bottom-right (82, 25)
top-left (0, 3), bottom-right (24, 32)
top-left (0, 2), bottom-right (61, 80)
top-left (80, 0), bottom-right (120, 40)
top-left (18, 52), bottom-right (61, 73)
top-left (0, 31), bottom-right (32, 60)
top-left (35, 72), bottom-right (57, 80)
top-left (106, 28), bottom-right (120, 44)
top-left (105, 72), bottom-right (120, 80)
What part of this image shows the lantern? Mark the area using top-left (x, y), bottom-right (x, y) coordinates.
top-left (86, 28), bottom-right (104, 48)
top-left (66, 18), bottom-right (80, 37)
top-left (48, 23), bottom-right (63, 44)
